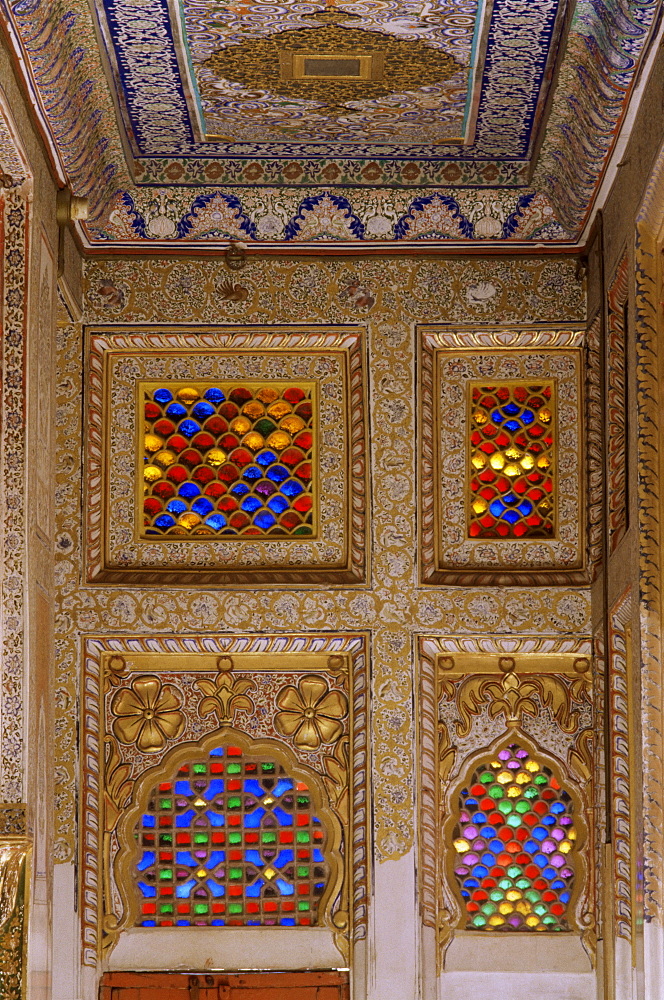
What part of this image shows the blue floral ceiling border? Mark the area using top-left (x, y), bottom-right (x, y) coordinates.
top-left (0, 0), bottom-right (661, 246)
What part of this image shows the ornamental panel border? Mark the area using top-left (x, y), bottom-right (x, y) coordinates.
top-left (84, 327), bottom-right (368, 585)
top-left (80, 632), bottom-right (368, 969)
top-left (419, 327), bottom-right (587, 585)
top-left (418, 635), bottom-right (596, 968)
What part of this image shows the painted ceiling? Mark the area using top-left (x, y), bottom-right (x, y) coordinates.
top-left (0, 0), bottom-right (661, 247)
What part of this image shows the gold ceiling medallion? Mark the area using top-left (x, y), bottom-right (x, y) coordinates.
top-left (205, 13), bottom-right (460, 120)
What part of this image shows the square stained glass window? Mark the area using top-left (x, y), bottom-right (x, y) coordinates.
top-left (468, 381), bottom-right (555, 540)
top-left (140, 382), bottom-right (316, 539)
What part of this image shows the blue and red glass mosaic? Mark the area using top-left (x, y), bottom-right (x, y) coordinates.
top-left (452, 744), bottom-right (577, 931)
top-left (134, 745), bottom-right (329, 927)
top-left (468, 381), bottom-right (555, 539)
top-left (141, 382), bottom-right (315, 538)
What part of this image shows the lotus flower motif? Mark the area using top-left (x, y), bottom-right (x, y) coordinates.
top-left (275, 675), bottom-right (347, 749)
top-left (111, 675), bottom-right (185, 753)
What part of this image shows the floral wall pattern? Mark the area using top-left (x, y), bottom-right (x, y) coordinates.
top-left (55, 256), bottom-right (590, 958)
top-left (80, 635), bottom-right (367, 968)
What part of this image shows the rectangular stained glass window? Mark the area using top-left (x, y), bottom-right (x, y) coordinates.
top-left (468, 381), bottom-right (555, 539)
top-left (140, 382), bottom-right (316, 539)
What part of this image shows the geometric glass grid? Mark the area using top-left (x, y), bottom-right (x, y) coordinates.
top-left (133, 745), bottom-right (330, 927)
top-left (141, 382), bottom-right (315, 539)
top-left (468, 381), bottom-right (555, 539)
top-left (452, 743), bottom-right (576, 931)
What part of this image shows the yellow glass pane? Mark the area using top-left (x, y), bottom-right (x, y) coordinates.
top-left (267, 430), bottom-right (292, 450)
top-left (205, 448), bottom-right (226, 466)
top-left (243, 401), bottom-right (264, 418)
top-left (153, 450), bottom-right (176, 468)
top-left (143, 465), bottom-right (162, 483)
top-left (178, 512), bottom-right (201, 528)
top-left (256, 387), bottom-right (279, 404)
top-left (176, 386), bottom-right (200, 404)
top-left (281, 415), bottom-right (306, 434)
top-left (144, 434), bottom-right (162, 453)
top-left (267, 401), bottom-right (292, 418)
top-left (242, 431), bottom-right (264, 450)
top-left (230, 416), bottom-right (252, 434)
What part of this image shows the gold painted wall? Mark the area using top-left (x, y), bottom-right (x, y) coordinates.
top-left (52, 256), bottom-right (589, 881)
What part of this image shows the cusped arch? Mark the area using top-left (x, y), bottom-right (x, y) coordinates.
top-left (114, 726), bottom-right (344, 938)
top-left (442, 730), bottom-right (588, 937)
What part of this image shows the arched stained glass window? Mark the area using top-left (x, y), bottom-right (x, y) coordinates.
top-left (451, 743), bottom-right (577, 931)
top-left (132, 743), bottom-right (330, 928)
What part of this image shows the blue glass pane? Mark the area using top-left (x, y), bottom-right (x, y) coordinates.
top-left (154, 388), bottom-right (173, 404)
top-left (267, 495), bottom-right (289, 514)
top-left (266, 465), bottom-right (289, 483)
top-left (154, 514), bottom-right (176, 529)
top-left (241, 496), bottom-right (262, 513)
top-left (192, 401), bottom-right (215, 420)
top-left (166, 403), bottom-right (188, 419)
top-left (178, 482), bottom-right (200, 498)
top-left (166, 499), bottom-right (187, 515)
top-left (205, 514), bottom-right (227, 531)
top-left (281, 479), bottom-right (303, 498)
top-left (204, 387), bottom-right (225, 403)
top-left (256, 450), bottom-right (277, 466)
top-left (192, 497), bottom-right (214, 516)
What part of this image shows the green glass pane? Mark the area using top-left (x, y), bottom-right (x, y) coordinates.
top-left (296, 832), bottom-right (310, 843)
top-left (297, 796), bottom-right (309, 806)
top-left (479, 773), bottom-right (494, 784)
top-left (534, 775), bottom-right (547, 785)
top-left (472, 914), bottom-right (487, 927)
top-left (534, 903), bottom-right (547, 916)
top-left (488, 787), bottom-right (503, 800)
top-left (507, 866), bottom-right (522, 879)
top-left (229, 832), bottom-right (242, 844)
top-left (228, 763), bottom-right (242, 774)
top-left (160, 904), bottom-right (173, 914)
top-left (229, 868), bottom-right (242, 879)
top-left (160, 834), bottom-right (172, 844)
top-left (524, 788), bottom-right (538, 799)
top-left (159, 869), bottom-right (172, 880)
top-left (515, 878), bottom-right (530, 890)
top-left (194, 904), bottom-right (209, 914)
top-left (506, 814), bottom-right (521, 827)
top-left (193, 764), bottom-right (207, 774)
top-left (498, 878), bottom-right (512, 890)
top-left (262, 763), bottom-right (275, 772)
top-left (298, 902), bottom-right (310, 911)
top-left (498, 801), bottom-right (512, 814)
top-left (489, 890), bottom-right (504, 902)
top-left (297, 866), bottom-right (309, 878)
top-left (160, 799), bottom-right (172, 809)
top-left (481, 902), bottom-right (496, 915)
top-left (525, 890), bottom-right (541, 903)
top-left (228, 797), bottom-right (242, 809)
top-left (194, 834), bottom-right (208, 844)
top-left (515, 801), bottom-right (530, 814)
top-left (262, 832), bottom-right (277, 843)
top-left (542, 915), bottom-right (557, 925)
top-left (229, 903), bottom-right (243, 914)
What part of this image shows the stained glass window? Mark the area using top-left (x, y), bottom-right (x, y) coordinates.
top-left (134, 744), bottom-right (330, 927)
top-left (452, 743), bottom-right (576, 931)
top-left (468, 382), bottom-right (555, 539)
top-left (141, 383), bottom-right (315, 538)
